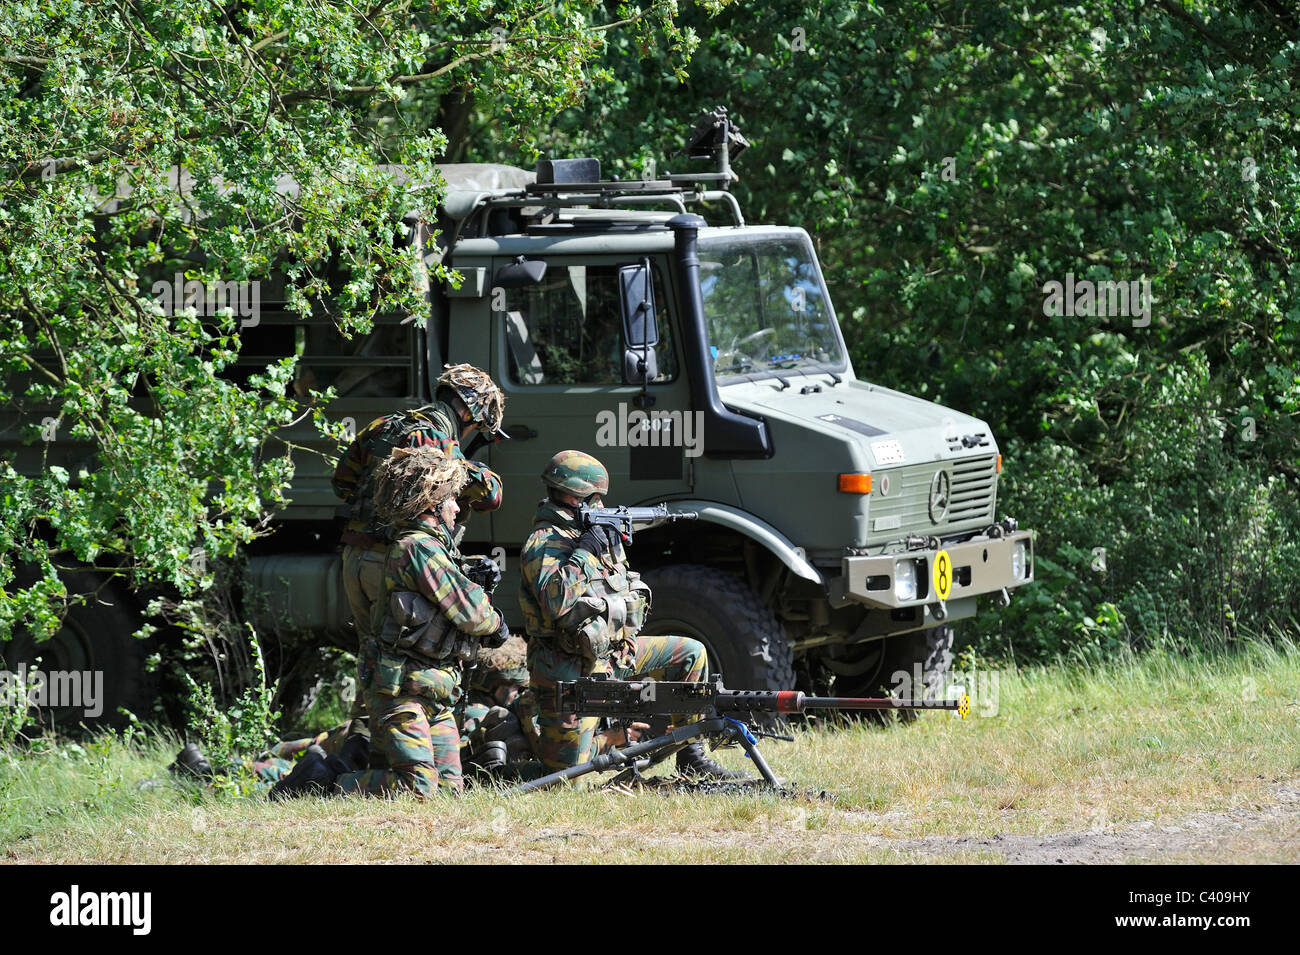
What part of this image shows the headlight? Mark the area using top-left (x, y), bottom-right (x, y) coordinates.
top-left (894, 559), bottom-right (918, 602)
top-left (1012, 540), bottom-right (1028, 579)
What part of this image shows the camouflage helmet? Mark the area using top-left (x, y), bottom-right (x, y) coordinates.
top-left (373, 445), bottom-right (468, 523)
top-left (437, 363), bottom-right (505, 438)
top-left (471, 635), bottom-right (529, 691)
top-left (541, 450), bottom-right (609, 499)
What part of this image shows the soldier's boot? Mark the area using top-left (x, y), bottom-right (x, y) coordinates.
top-left (675, 741), bottom-right (749, 781)
top-left (168, 743), bottom-right (213, 781)
top-left (268, 745), bottom-right (339, 800)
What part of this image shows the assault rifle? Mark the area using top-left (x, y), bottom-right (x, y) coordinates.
top-left (577, 502), bottom-right (698, 544)
top-left (512, 675), bottom-right (969, 793)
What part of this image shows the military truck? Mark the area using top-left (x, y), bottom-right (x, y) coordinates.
top-left (6, 112), bottom-right (1034, 720)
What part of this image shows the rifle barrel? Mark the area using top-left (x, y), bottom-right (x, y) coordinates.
top-left (798, 695), bottom-right (963, 711)
top-left (760, 691), bottom-right (965, 713)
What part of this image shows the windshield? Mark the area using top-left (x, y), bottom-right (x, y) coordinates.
top-left (698, 233), bottom-right (845, 383)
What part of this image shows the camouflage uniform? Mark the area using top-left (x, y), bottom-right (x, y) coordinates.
top-left (520, 494), bottom-right (708, 771)
top-left (332, 402), bottom-right (503, 641)
top-left (336, 511), bottom-right (506, 797)
top-left (238, 725), bottom-right (347, 789)
top-left (458, 638), bottom-right (540, 774)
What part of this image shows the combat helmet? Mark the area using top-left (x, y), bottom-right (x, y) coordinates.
top-left (541, 450), bottom-right (609, 500)
top-left (437, 364), bottom-right (506, 438)
top-left (374, 445), bottom-right (469, 523)
top-left (471, 635), bottom-right (529, 692)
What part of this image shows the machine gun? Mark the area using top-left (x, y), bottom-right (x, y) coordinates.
top-left (512, 675), bottom-right (969, 793)
top-left (576, 502), bottom-right (697, 545)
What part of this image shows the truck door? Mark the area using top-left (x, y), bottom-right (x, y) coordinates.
top-left (487, 254), bottom-right (695, 549)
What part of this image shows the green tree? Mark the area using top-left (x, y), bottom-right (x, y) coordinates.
top-left (516, 0), bottom-right (1300, 655)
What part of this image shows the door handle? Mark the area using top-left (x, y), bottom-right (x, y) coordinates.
top-left (504, 424), bottom-right (538, 441)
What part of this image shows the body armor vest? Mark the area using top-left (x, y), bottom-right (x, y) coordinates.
top-left (522, 503), bottom-right (653, 662)
top-left (376, 523), bottom-right (482, 667)
top-left (378, 589), bottom-right (482, 666)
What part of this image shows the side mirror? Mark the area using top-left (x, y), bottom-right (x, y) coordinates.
top-left (624, 346), bottom-right (659, 385)
top-left (619, 261), bottom-right (659, 348)
top-left (494, 256), bottom-right (548, 289)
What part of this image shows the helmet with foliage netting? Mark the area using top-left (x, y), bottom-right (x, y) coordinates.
top-left (471, 635), bottom-right (529, 691)
top-left (437, 363), bottom-right (505, 437)
top-left (374, 446), bottom-right (468, 523)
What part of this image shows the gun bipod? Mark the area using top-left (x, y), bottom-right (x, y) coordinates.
top-left (510, 715), bottom-right (778, 794)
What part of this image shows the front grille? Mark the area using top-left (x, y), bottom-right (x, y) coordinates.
top-left (867, 454), bottom-right (998, 543)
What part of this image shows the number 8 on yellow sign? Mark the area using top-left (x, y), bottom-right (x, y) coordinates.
top-left (932, 549), bottom-right (952, 601)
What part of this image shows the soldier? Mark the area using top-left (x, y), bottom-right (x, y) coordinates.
top-left (459, 636), bottom-right (539, 779)
top-left (460, 636), bottom-right (530, 738)
top-left (278, 445), bottom-right (509, 798)
top-left (330, 363), bottom-right (505, 744)
top-left (519, 450), bottom-right (743, 779)
top-left (169, 724), bottom-right (366, 795)
top-left (457, 637), bottom-right (645, 783)
top-left (331, 363), bottom-right (506, 649)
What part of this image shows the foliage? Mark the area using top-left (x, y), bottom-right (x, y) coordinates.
top-left (0, 0), bottom-right (713, 639)
top-left (0, 661), bottom-right (41, 746)
top-left (516, 0), bottom-right (1300, 658)
top-left (181, 623), bottom-right (280, 770)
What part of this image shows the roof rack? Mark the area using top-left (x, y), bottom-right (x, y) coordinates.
top-left (449, 107), bottom-right (750, 242)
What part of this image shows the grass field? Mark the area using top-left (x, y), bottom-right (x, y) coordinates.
top-left (3, 639), bottom-right (1298, 864)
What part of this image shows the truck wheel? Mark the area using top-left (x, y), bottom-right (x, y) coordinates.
top-left (639, 564), bottom-right (794, 690)
top-left (835, 625), bottom-right (955, 724)
top-left (2, 572), bottom-right (154, 732)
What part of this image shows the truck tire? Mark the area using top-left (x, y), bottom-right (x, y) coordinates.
top-left (2, 571), bottom-right (153, 732)
top-left (835, 625), bottom-right (955, 724)
top-left (639, 564), bottom-right (794, 691)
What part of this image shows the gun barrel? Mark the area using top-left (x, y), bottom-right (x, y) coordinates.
top-left (557, 679), bottom-right (969, 719)
top-left (796, 694), bottom-right (964, 712)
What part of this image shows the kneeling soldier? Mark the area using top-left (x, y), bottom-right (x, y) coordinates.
top-left (279, 446), bottom-right (509, 798)
top-left (519, 450), bottom-right (743, 780)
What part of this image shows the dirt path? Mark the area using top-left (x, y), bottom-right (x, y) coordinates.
top-left (896, 785), bottom-right (1300, 863)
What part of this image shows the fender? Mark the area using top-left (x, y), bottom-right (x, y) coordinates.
top-left (647, 499), bottom-right (824, 586)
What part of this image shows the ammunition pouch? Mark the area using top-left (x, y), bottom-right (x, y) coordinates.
top-left (553, 570), bottom-right (652, 662)
top-left (379, 590), bottom-right (481, 665)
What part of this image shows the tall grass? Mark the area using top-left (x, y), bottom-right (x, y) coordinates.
top-left (2, 637), bottom-right (1297, 863)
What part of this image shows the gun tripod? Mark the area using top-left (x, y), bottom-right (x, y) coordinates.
top-left (511, 714), bottom-right (788, 794)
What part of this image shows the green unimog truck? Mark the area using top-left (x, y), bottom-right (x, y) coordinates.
top-left (7, 113), bottom-right (1034, 720)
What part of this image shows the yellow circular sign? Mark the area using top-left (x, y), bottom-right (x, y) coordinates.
top-left (932, 549), bottom-right (952, 601)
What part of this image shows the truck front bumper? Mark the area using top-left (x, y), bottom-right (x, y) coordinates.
top-left (838, 530), bottom-right (1034, 614)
